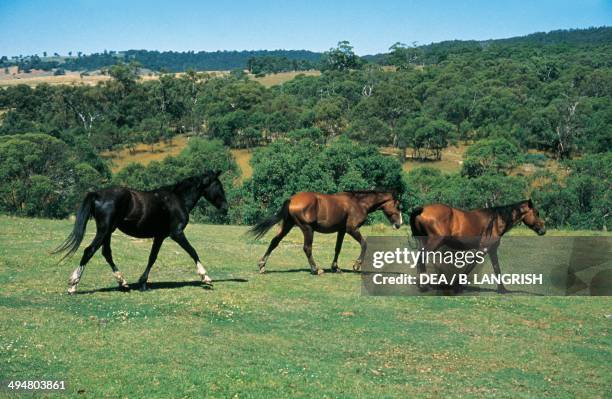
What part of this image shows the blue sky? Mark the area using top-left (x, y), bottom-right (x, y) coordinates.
top-left (0, 0), bottom-right (610, 56)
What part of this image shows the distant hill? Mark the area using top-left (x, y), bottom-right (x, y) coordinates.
top-left (0, 50), bottom-right (323, 73)
top-left (363, 26), bottom-right (612, 64)
top-left (69, 49), bottom-right (323, 72)
top-left (1, 26), bottom-right (609, 72)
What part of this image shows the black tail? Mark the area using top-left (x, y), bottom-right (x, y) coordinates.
top-left (53, 192), bottom-right (97, 261)
top-left (249, 200), bottom-right (290, 240)
top-left (409, 206), bottom-right (424, 237)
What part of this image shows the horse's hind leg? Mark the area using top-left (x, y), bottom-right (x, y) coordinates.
top-left (300, 225), bottom-right (323, 275)
top-left (347, 229), bottom-right (366, 271)
top-left (68, 231), bottom-right (106, 294)
top-left (258, 220), bottom-right (294, 273)
top-left (102, 235), bottom-right (129, 291)
top-left (68, 209), bottom-right (114, 294)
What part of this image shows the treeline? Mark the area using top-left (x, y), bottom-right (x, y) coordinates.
top-left (1, 134), bottom-right (608, 230)
top-left (247, 56), bottom-right (316, 75)
top-left (0, 50), bottom-right (323, 73)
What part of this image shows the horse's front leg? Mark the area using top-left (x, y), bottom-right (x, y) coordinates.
top-left (347, 229), bottom-right (366, 271)
top-left (489, 247), bottom-right (508, 294)
top-left (415, 236), bottom-right (445, 292)
top-left (331, 230), bottom-right (346, 273)
top-left (138, 236), bottom-right (165, 291)
top-left (171, 231), bottom-right (212, 285)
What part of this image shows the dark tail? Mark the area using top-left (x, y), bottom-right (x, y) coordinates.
top-left (249, 199), bottom-right (290, 240)
top-left (53, 192), bottom-right (97, 261)
top-left (409, 206), bottom-right (424, 237)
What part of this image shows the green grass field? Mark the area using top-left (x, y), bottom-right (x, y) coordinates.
top-left (0, 216), bottom-right (610, 398)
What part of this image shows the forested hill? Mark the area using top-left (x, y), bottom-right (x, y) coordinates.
top-left (363, 26), bottom-right (612, 64)
top-left (1, 27), bottom-right (609, 73)
top-left (0, 49), bottom-right (324, 73)
top-left (69, 49), bottom-right (323, 72)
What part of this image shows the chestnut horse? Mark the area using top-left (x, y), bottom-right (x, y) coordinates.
top-left (54, 171), bottom-right (228, 294)
top-left (250, 191), bottom-right (403, 275)
top-left (409, 199), bottom-right (546, 293)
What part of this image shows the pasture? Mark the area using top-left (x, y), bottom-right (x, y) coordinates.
top-left (0, 215), bottom-right (610, 397)
top-left (0, 68), bottom-right (317, 88)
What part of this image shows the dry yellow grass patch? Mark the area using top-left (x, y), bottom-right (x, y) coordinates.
top-left (0, 71), bottom-right (112, 87)
top-left (0, 70), bottom-right (229, 87)
top-left (251, 70), bottom-right (320, 87)
top-left (380, 144), bottom-right (469, 174)
top-left (231, 148), bottom-right (253, 181)
top-left (101, 135), bottom-right (191, 172)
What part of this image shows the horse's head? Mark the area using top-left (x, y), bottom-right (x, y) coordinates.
top-left (203, 170), bottom-right (228, 215)
top-left (381, 194), bottom-right (403, 230)
top-left (519, 199), bottom-right (546, 235)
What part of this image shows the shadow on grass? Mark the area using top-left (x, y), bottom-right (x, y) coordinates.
top-left (76, 278), bottom-right (248, 294)
top-left (262, 267), bottom-right (363, 274)
top-left (423, 284), bottom-right (544, 296)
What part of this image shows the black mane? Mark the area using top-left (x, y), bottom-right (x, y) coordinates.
top-left (152, 172), bottom-right (216, 193)
top-left (483, 201), bottom-right (528, 234)
top-left (345, 189), bottom-right (397, 198)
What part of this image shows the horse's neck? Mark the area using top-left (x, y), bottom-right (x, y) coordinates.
top-left (175, 183), bottom-right (203, 211)
top-left (359, 194), bottom-right (388, 213)
top-left (487, 213), bottom-right (517, 237)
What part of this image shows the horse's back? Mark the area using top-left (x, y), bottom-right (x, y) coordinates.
top-left (288, 192), bottom-right (353, 229)
top-left (416, 203), bottom-right (489, 237)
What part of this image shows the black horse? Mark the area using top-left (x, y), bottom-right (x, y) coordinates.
top-left (54, 171), bottom-right (228, 294)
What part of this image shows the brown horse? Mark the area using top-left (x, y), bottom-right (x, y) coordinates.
top-left (250, 191), bottom-right (403, 275)
top-left (409, 199), bottom-right (546, 293)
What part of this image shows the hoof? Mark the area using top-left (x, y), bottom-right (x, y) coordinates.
top-left (417, 284), bottom-right (430, 293)
top-left (201, 274), bottom-right (213, 285)
top-left (139, 284), bottom-right (148, 292)
top-left (497, 287), bottom-right (509, 294)
top-left (118, 284), bottom-right (131, 292)
top-left (331, 266), bottom-right (342, 273)
top-left (312, 268), bottom-right (324, 276)
top-left (258, 260), bottom-right (266, 274)
top-left (352, 261), bottom-right (362, 271)
top-left (67, 285), bottom-right (77, 295)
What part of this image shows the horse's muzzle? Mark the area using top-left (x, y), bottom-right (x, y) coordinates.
top-left (537, 228), bottom-right (546, 236)
top-left (393, 223), bottom-right (401, 230)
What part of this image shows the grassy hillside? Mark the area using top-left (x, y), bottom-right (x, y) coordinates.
top-left (0, 69), bottom-right (316, 88)
top-left (0, 216), bottom-right (609, 397)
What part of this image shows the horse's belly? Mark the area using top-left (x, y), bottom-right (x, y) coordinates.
top-left (313, 224), bottom-right (339, 234)
top-left (117, 219), bottom-right (168, 238)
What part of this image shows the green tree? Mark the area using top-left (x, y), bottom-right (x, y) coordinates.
top-left (322, 41), bottom-right (361, 71)
top-left (0, 134), bottom-right (105, 218)
top-left (462, 138), bottom-right (523, 177)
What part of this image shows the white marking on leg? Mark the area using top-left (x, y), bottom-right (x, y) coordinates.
top-left (196, 261), bottom-right (211, 283)
top-left (68, 265), bottom-right (83, 294)
top-left (69, 265), bottom-right (83, 285)
top-left (196, 261), bottom-right (207, 277)
top-left (399, 213), bottom-right (403, 226)
top-left (113, 271), bottom-right (128, 287)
